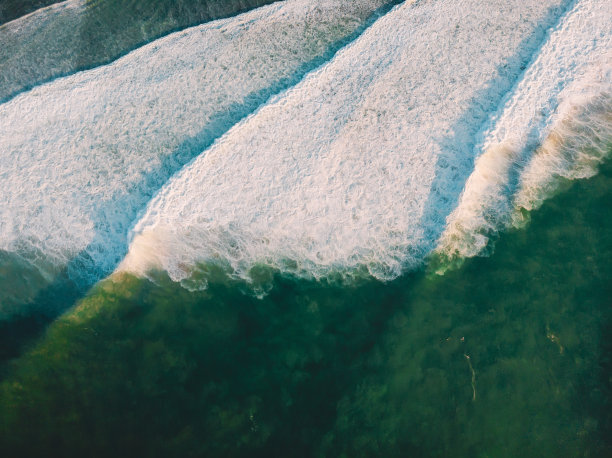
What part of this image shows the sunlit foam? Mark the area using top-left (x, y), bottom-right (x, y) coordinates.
top-left (119, 0), bottom-right (573, 286)
top-left (513, 77), bottom-right (612, 214)
top-left (438, 0), bottom-right (612, 263)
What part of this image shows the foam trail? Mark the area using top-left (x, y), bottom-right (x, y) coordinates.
top-left (438, 0), bottom-right (612, 261)
top-left (0, 0), bottom-right (394, 318)
top-left (120, 0), bottom-right (571, 286)
top-left (512, 66), bottom-right (612, 213)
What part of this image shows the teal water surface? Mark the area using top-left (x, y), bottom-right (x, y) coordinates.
top-left (0, 0), bottom-right (59, 24)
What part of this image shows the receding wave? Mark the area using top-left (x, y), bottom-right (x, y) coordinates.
top-left (0, 0), bottom-right (393, 318)
top-left (438, 0), bottom-right (612, 265)
top-left (120, 0), bottom-right (574, 286)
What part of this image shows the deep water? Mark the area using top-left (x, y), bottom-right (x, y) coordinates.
top-left (0, 158), bottom-right (610, 457)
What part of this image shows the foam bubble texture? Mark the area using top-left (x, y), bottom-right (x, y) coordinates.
top-left (0, 0), bottom-right (393, 303)
top-left (120, 0), bottom-right (571, 284)
top-left (439, 0), bottom-right (612, 260)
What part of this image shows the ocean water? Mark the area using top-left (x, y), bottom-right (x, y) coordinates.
top-left (1, 151), bottom-right (610, 457)
top-left (0, 0), bottom-right (610, 456)
top-left (0, 0), bottom-right (398, 320)
top-left (0, 0), bottom-right (59, 24)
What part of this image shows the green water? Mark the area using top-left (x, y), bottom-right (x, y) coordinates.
top-left (0, 0), bottom-right (59, 24)
top-left (1, 160), bottom-right (610, 457)
top-left (0, 0), bottom-right (280, 101)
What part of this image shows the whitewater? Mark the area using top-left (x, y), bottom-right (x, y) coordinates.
top-left (0, 0), bottom-right (394, 317)
top-left (120, 0), bottom-right (610, 286)
top-left (1, 1), bottom-right (611, 455)
top-left (439, 0), bottom-right (612, 260)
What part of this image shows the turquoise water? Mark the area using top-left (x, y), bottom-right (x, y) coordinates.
top-left (1, 158), bottom-right (610, 457)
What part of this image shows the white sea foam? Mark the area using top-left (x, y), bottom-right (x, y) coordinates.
top-left (0, 0), bottom-right (393, 314)
top-left (438, 0), bottom-right (612, 260)
top-left (512, 65), bottom-right (612, 213)
top-left (120, 0), bottom-right (572, 285)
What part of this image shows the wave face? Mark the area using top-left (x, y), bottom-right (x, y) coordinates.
top-left (438, 0), bottom-right (612, 261)
top-left (0, 1), bottom-right (85, 102)
top-left (0, 0), bottom-right (393, 318)
top-left (120, 0), bottom-right (573, 285)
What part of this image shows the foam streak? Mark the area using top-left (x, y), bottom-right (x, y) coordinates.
top-left (0, 0), bottom-right (393, 316)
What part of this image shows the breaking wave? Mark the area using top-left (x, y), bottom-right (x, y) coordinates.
top-left (119, 0), bottom-right (580, 286)
top-left (438, 0), bottom-right (612, 263)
